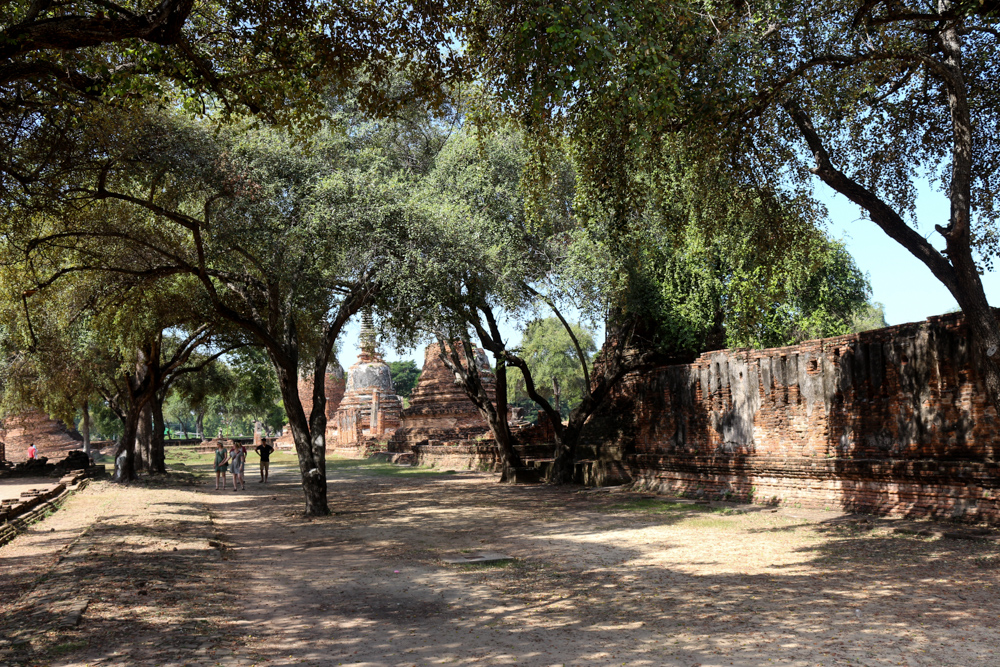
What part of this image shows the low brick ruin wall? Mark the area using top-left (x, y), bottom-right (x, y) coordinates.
top-left (583, 312), bottom-right (1000, 522)
top-left (412, 443), bottom-right (501, 472)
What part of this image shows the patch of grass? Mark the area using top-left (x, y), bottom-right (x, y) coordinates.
top-left (326, 458), bottom-right (458, 477)
top-left (48, 640), bottom-right (87, 656)
top-left (458, 559), bottom-right (520, 571)
top-left (607, 499), bottom-right (715, 514)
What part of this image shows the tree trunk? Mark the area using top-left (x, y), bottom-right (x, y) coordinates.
top-left (150, 395), bottom-right (167, 473)
top-left (437, 338), bottom-right (527, 482)
top-left (196, 411), bottom-right (204, 440)
top-left (275, 361), bottom-right (330, 516)
top-left (80, 401), bottom-right (91, 459)
top-left (113, 404), bottom-right (142, 482)
top-left (136, 402), bottom-right (152, 473)
top-left (552, 376), bottom-right (561, 421)
top-left (489, 352), bottom-right (526, 483)
top-left (946, 256), bottom-right (1000, 460)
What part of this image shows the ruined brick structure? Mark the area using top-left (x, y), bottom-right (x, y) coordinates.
top-left (388, 343), bottom-right (497, 452)
top-left (1, 410), bottom-right (82, 463)
top-left (581, 312), bottom-right (1000, 521)
top-left (273, 365), bottom-right (346, 450)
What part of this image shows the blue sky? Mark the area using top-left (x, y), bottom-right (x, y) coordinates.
top-left (819, 181), bottom-right (1000, 327)
top-left (337, 179), bottom-right (999, 369)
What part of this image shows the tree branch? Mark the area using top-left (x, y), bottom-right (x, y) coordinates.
top-left (781, 99), bottom-right (960, 294)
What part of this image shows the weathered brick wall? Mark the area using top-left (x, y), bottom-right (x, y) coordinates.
top-left (583, 312), bottom-right (1000, 521)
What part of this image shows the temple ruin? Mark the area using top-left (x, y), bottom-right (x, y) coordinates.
top-left (388, 342), bottom-right (496, 452)
top-left (0, 410), bottom-right (83, 463)
top-left (332, 310), bottom-right (403, 450)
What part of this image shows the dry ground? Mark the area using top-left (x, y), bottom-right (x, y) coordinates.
top-left (1, 447), bottom-right (999, 667)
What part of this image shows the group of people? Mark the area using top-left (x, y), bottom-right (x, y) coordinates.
top-left (213, 440), bottom-right (275, 491)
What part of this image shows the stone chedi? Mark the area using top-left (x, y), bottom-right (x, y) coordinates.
top-left (388, 342), bottom-right (497, 452)
top-left (333, 311), bottom-right (403, 444)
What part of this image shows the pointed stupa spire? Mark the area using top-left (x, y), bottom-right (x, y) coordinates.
top-left (358, 308), bottom-right (379, 362)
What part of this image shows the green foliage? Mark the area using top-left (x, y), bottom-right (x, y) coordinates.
top-left (389, 361), bottom-right (421, 398)
top-left (727, 238), bottom-right (878, 349)
top-left (507, 319), bottom-right (596, 415)
top-left (86, 399), bottom-right (124, 441)
top-left (850, 303), bottom-right (889, 334)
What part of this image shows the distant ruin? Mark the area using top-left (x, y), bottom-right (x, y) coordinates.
top-left (388, 342), bottom-right (497, 452)
top-left (0, 410), bottom-right (83, 464)
top-left (329, 310), bottom-right (403, 455)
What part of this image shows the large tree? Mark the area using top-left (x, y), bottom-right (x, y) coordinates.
top-left (464, 0), bottom-right (1000, 415)
top-left (712, 1), bottom-right (1000, 412)
top-left (6, 106), bottom-right (440, 512)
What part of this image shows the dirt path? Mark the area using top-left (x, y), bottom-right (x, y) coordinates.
top-left (209, 461), bottom-right (1000, 667)
top-left (2, 456), bottom-right (1000, 666)
top-left (0, 476), bottom-right (247, 667)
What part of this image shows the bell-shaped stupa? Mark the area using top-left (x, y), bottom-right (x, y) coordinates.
top-left (334, 310), bottom-right (402, 442)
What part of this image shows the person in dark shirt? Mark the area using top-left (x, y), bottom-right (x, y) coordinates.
top-left (255, 442), bottom-right (275, 483)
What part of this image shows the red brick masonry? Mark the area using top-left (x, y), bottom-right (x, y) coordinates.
top-left (584, 312), bottom-right (1000, 522)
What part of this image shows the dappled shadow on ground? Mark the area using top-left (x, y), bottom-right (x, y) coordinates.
top-left (207, 461), bottom-right (1000, 667)
top-left (0, 481), bottom-right (249, 667)
top-left (4, 457), bottom-right (999, 666)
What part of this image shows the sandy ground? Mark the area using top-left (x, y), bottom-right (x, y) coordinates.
top-left (1, 453), bottom-right (999, 666)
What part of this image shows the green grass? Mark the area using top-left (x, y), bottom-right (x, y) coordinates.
top-left (457, 559), bottom-right (521, 571)
top-left (326, 458), bottom-right (458, 477)
top-left (48, 641), bottom-right (88, 656)
top-left (162, 445), bottom-right (454, 479)
top-left (607, 498), bottom-right (745, 517)
top-left (607, 499), bottom-right (716, 514)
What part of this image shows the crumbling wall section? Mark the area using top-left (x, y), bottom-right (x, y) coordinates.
top-left (586, 312), bottom-right (1000, 521)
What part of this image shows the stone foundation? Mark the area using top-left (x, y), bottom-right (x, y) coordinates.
top-left (412, 443), bottom-right (501, 471)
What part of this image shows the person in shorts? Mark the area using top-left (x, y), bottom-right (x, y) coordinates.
top-left (213, 441), bottom-right (228, 490)
top-left (229, 442), bottom-right (245, 491)
top-left (255, 440), bottom-right (274, 483)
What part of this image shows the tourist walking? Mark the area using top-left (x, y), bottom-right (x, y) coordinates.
top-left (255, 440), bottom-right (274, 483)
top-left (229, 442), bottom-right (246, 491)
top-left (213, 441), bottom-right (229, 490)
top-left (27, 443), bottom-right (37, 460)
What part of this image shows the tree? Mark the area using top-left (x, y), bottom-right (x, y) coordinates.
top-left (389, 361), bottom-right (421, 399)
top-left (708, 1), bottom-right (1000, 412)
top-left (506, 319), bottom-right (597, 417)
top-left (0, 0), bottom-right (466, 213)
top-left (6, 106), bottom-right (441, 512)
top-left (166, 358), bottom-right (236, 439)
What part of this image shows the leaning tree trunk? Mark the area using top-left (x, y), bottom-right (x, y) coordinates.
top-left (276, 363), bottom-right (330, 516)
top-left (150, 396), bottom-right (167, 474)
top-left (80, 401), bottom-right (91, 459)
top-left (488, 355), bottom-right (527, 483)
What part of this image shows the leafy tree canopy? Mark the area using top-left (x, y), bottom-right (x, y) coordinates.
top-left (389, 361), bottom-right (421, 399)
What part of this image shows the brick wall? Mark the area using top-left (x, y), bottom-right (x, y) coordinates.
top-left (582, 312), bottom-right (1000, 522)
